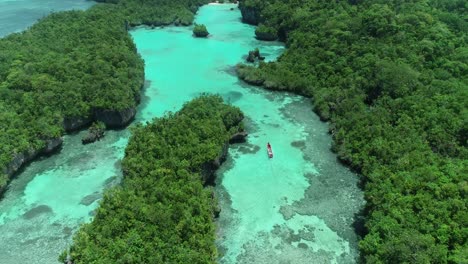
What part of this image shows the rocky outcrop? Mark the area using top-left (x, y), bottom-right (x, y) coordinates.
top-left (255, 24), bottom-right (277, 41)
top-left (63, 116), bottom-right (92, 132)
top-left (82, 124), bottom-right (105, 145)
top-left (246, 48), bottom-right (265, 63)
top-left (199, 107), bottom-right (248, 184)
top-left (0, 186), bottom-right (6, 199)
top-left (201, 142), bottom-right (229, 186)
top-left (193, 24), bottom-right (209, 38)
top-left (247, 51), bottom-right (256, 62)
top-left (210, 189), bottom-right (221, 218)
top-left (229, 131), bottom-right (248, 143)
top-left (94, 107), bottom-right (136, 128)
top-left (239, 1), bottom-right (262, 25)
top-left (200, 128), bottom-right (247, 185)
top-left (255, 31), bottom-right (277, 41)
top-left (82, 131), bottom-right (104, 144)
top-left (1, 137), bottom-right (63, 196)
top-left (3, 150), bottom-right (38, 181)
top-left (43, 138), bottom-right (63, 154)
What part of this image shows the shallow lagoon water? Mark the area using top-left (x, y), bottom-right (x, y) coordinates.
top-left (132, 4), bottom-right (364, 263)
top-left (0, 130), bottom-right (128, 263)
top-left (0, 0), bottom-right (93, 37)
top-left (0, 3), bottom-right (363, 264)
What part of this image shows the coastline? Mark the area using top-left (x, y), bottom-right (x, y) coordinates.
top-left (0, 77), bottom-right (145, 199)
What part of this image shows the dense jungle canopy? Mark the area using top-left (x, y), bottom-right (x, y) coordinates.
top-left (0, 0), bottom-right (210, 192)
top-left (0, 0), bottom-right (466, 263)
top-left (62, 95), bottom-right (244, 263)
top-left (237, 0), bottom-right (467, 262)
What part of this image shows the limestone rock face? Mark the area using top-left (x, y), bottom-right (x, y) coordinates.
top-left (229, 131), bottom-right (248, 144)
top-left (201, 142), bottom-right (229, 186)
top-left (82, 122), bottom-right (105, 145)
top-left (255, 24), bottom-right (277, 41)
top-left (246, 48), bottom-right (265, 63)
top-left (239, 1), bottom-right (262, 25)
top-left (200, 113), bottom-right (247, 185)
top-left (94, 107), bottom-right (136, 128)
top-left (3, 151), bottom-right (36, 178)
top-left (43, 138), bottom-right (64, 154)
top-left (82, 130), bottom-right (104, 144)
top-left (247, 51), bottom-right (256, 62)
top-left (63, 116), bottom-right (92, 132)
top-left (1, 137), bottom-right (63, 194)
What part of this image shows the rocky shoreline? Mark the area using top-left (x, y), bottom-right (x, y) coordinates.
top-left (200, 130), bottom-right (248, 186)
top-left (1, 80), bottom-right (144, 198)
top-left (238, 1), bottom-right (261, 25)
top-left (0, 137), bottom-right (63, 198)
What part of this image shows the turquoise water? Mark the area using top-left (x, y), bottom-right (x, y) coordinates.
top-left (132, 4), bottom-right (364, 263)
top-left (0, 0), bottom-right (93, 37)
top-left (0, 3), bottom-right (363, 264)
top-left (0, 130), bottom-right (128, 263)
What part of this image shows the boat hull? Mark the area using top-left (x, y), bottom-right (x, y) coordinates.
top-left (267, 144), bottom-right (273, 158)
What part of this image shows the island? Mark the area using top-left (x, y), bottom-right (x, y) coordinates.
top-left (0, 0), bottom-right (464, 263)
top-left (81, 122), bottom-right (106, 144)
top-left (61, 95), bottom-right (246, 263)
top-left (193, 23), bottom-right (209, 37)
top-left (238, 0), bottom-right (467, 262)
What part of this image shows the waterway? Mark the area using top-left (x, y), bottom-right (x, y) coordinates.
top-left (0, 3), bottom-right (363, 264)
top-left (0, 0), bottom-right (93, 37)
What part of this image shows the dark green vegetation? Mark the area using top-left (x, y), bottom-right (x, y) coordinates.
top-left (62, 95), bottom-right (244, 263)
top-left (193, 23), bottom-right (209, 37)
top-left (0, 6), bottom-right (144, 191)
top-left (255, 24), bottom-right (277, 40)
top-left (82, 121), bottom-right (106, 144)
top-left (238, 0), bottom-right (467, 262)
top-left (0, 0), bottom-right (210, 194)
top-left (96, 0), bottom-right (210, 26)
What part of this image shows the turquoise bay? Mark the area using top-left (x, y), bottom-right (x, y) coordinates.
top-left (0, 3), bottom-right (363, 263)
top-left (134, 4), bottom-right (364, 263)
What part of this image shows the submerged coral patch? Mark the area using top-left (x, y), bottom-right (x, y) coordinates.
top-left (291, 140), bottom-right (306, 150)
top-left (22, 205), bottom-right (53, 219)
top-left (235, 144), bottom-right (261, 155)
top-left (79, 192), bottom-right (102, 206)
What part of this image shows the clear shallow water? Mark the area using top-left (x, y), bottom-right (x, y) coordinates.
top-left (132, 4), bottom-right (364, 264)
top-left (0, 0), bottom-right (93, 37)
top-left (0, 130), bottom-right (128, 263)
top-left (0, 3), bottom-right (364, 264)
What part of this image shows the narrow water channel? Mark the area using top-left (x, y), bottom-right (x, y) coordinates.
top-left (0, 3), bottom-right (363, 263)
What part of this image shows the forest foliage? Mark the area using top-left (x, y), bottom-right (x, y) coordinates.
top-left (96, 0), bottom-right (210, 26)
top-left (193, 23), bottom-right (209, 37)
top-left (62, 95), bottom-right (244, 263)
top-left (238, 0), bottom-right (467, 262)
top-left (1, 0), bottom-right (466, 262)
top-left (0, 0), bottom-right (210, 192)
